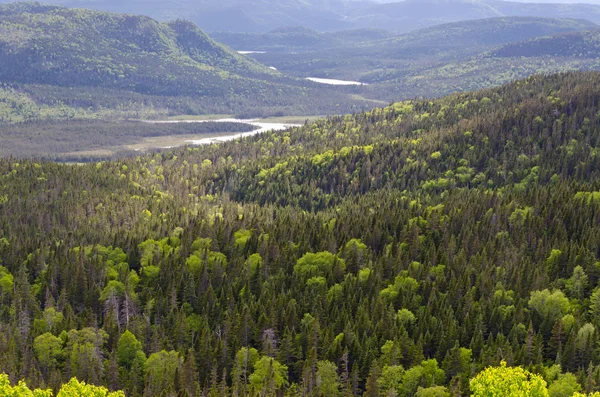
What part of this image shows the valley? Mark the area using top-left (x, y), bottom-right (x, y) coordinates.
top-left (5, 0), bottom-right (600, 396)
top-left (4, 6), bottom-right (600, 160)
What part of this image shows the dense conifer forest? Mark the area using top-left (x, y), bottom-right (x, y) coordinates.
top-left (2, 72), bottom-right (600, 395)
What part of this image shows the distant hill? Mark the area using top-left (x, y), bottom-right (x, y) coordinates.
top-left (358, 0), bottom-right (600, 32)
top-left (237, 15), bottom-right (600, 107)
top-left (0, 3), bottom-right (380, 121)
top-left (0, 2), bottom-right (279, 96)
top-left (490, 29), bottom-right (600, 58)
top-left (247, 16), bottom-right (597, 80)
top-left (378, 16), bottom-right (598, 58)
top-left (0, 0), bottom-right (363, 32)
top-left (363, 26), bottom-right (600, 102)
top-left (211, 27), bottom-right (395, 52)
top-left (5, 0), bottom-right (600, 33)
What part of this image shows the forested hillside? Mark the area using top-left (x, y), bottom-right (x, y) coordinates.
top-left (249, 17), bottom-right (596, 80)
top-left (0, 3), bottom-right (278, 94)
top-left (491, 29), bottom-right (600, 58)
top-left (245, 16), bottom-right (600, 105)
top-left (2, 72), bottom-right (600, 395)
top-left (0, 3), bottom-right (377, 122)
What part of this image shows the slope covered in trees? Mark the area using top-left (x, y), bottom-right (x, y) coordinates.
top-left (2, 72), bottom-right (600, 395)
top-left (491, 29), bottom-right (600, 58)
top-left (243, 16), bottom-right (600, 108)
top-left (249, 16), bottom-right (597, 82)
top-left (0, 3), bottom-right (378, 121)
top-left (0, 3), bottom-right (278, 94)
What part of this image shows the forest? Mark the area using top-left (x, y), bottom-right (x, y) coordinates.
top-left (7, 5), bottom-right (600, 163)
top-left (1, 71), bottom-right (600, 395)
top-left (0, 3), bottom-right (380, 125)
top-left (245, 16), bottom-right (600, 103)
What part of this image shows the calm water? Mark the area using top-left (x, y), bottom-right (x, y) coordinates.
top-left (306, 77), bottom-right (365, 86)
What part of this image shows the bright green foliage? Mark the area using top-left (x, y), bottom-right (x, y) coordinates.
top-left (430, 151), bottom-right (442, 160)
top-left (0, 374), bottom-right (52, 397)
top-left (528, 289), bottom-right (571, 323)
top-left (508, 206), bottom-right (533, 228)
top-left (99, 280), bottom-right (125, 302)
top-left (380, 340), bottom-right (402, 366)
top-left (144, 350), bottom-right (182, 396)
top-left (589, 288), bottom-right (600, 326)
top-left (342, 238), bottom-right (367, 254)
top-left (401, 360), bottom-right (446, 396)
top-left (294, 251), bottom-right (344, 278)
top-left (0, 374), bottom-right (123, 397)
top-left (116, 331), bottom-right (146, 370)
top-left (470, 362), bottom-right (549, 396)
top-left (306, 276), bottom-right (327, 288)
top-left (574, 191), bottom-right (600, 204)
top-left (33, 308), bottom-right (64, 335)
top-left (33, 333), bottom-right (64, 373)
top-left (396, 309), bottom-right (416, 326)
top-left (232, 347), bottom-right (260, 391)
top-left (65, 328), bottom-right (108, 385)
top-left (0, 266), bottom-right (13, 294)
top-left (548, 373), bottom-right (581, 397)
top-left (566, 266), bottom-right (588, 299)
top-left (358, 268), bottom-right (371, 282)
top-left (380, 273), bottom-right (419, 300)
top-left (234, 229), bottom-right (252, 250)
top-left (4, 72), bottom-right (600, 396)
top-left (316, 360), bottom-right (340, 396)
top-left (56, 378), bottom-right (124, 397)
top-left (249, 356), bottom-right (288, 394)
top-left (415, 386), bottom-right (451, 397)
top-left (378, 365), bottom-right (405, 394)
top-left (546, 249), bottom-right (563, 274)
top-left (247, 253), bottom-right (263, 275)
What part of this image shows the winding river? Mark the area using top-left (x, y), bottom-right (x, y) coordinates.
top-left (146, 118), bottom-right (301, 146)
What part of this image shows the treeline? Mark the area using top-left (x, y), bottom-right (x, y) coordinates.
top-left (1, 72), bottom-right (600, 395)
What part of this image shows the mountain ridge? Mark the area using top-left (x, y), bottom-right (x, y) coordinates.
top-left (0, 3), bottom-right (379, 122)
top-left (5, 0), bottom-right (600, 32)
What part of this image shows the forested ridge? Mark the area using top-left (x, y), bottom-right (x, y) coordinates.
top-left (3, 72), bottom-right (600, 395)
top-left (0, 2), bottom-right (378, 123)
top-left (245, 16), bottom-right (600, 106)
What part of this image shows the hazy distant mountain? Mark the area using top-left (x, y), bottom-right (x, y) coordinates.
top-left (489, 28), bottom-right (600, 57)
top-left (0, 0), bottom-right (365, 32)
top-left (211, 27), bottom-right (395, 52)
top-left (355, 0), bottom-right (600, 32)
top-left (6, 0), bottom-right (600, 33)
top-left (243, 16), bottom-right (597, 78)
